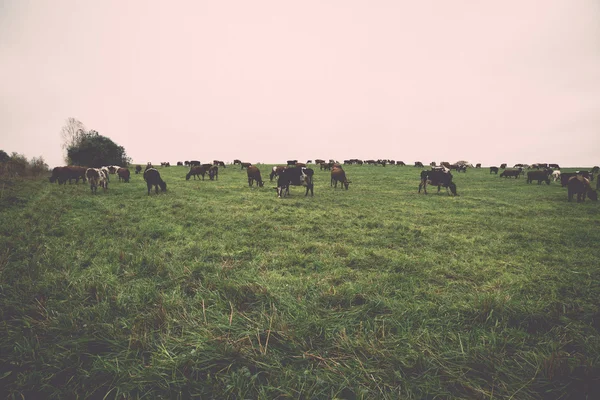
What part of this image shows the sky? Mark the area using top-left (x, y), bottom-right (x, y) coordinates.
top-left (2, 0), bottom-right (599, 168)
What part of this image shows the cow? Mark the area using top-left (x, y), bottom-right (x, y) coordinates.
top-left (430, 162), bottom-right (436, 167)
top-left (276, 167), bottom-right (314, 198)
top-left (143, 168), bottom-right (167, 195)
top-left (500, 168), bottom-right (522, 178)
top-left (247, 165), bottom-right (264, 187)
top-left (315, 159), bottom-right (325, 165)
top-left (233, 159), bottom-right (242, 165)
top-left (306, 160), bottom-right (313, 164)
top-left (552, 170), bottom-right (561, 182)
top-left (184, 161), bottom-right (190, 166)
top-left (397, 161), bottom-right (406, 166)
top-left (526, 170), bottom-right (551, 185)
top-left (85, 168), bottom-right (108, 194)
top-left (145, 163), bottom-right (154, 171)
top-left (294, 162), bottom-right (307, 168)
top-left (287, 160), bottom-right (297, 166)
top-left (548, 163), bottom-right (560, 169)
top-left (186, 166), bottom-right (208, 180)
top-left (189, 160), bottom-right (201, 167)
top-left (490, 166), bottom-right (499, 174)
top-left (208, 165), bottom-right (218, 180)
top-left (561, 172), bottom-right (591, 187)
top-left (135, 165), bottom-right (142, 174)
top-left (320, 162), bottom-right (333, 171)
top-left (269, 165), bottom-right (287, 181)
top-left (500, 163), bottom-right (507, 169)
top-left (177, 161), bottom-right (183, 166)
top-left (107, 165), bottom-right (121, 174)
top-left (331, 167), bottom-right (351, 189)
top-left (213, 160), bottom-right (226, 168)
top-left (567, 176), bottom-right (597, 202)
top-left (240, 162), bottom-right (252, 170)
top-left (475, 163), bottom-right (481, 168)
top-left (449, 164), bottom-right (467, 173)
top-left (117, 167), bottom-right (130, 182)
top-left (101, 166), bottom-right (111, 182)
top-left (49, 166), bottom-right (87, 184)
top-left (418, 169), bottom-right (458, 196)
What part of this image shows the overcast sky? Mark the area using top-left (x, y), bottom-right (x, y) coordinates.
top-left (2, 0), bottom-right (599, 167)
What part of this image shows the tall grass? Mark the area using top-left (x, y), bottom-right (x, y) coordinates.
top-left (0, 165), bottom-right (599, 399)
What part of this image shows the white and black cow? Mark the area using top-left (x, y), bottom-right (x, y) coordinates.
top-left (418, 168), bottom-right (458, 196)
top-left (276, 167), bottom-right (314, 198)
top-left (85, 168), bottom-right (108, 194)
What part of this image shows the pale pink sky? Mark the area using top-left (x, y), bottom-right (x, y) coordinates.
top-left (2, 0), bottom-right (599, 167)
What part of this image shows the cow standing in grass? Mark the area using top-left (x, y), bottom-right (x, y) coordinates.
top-left (144, 168), bottom-right (167, 195)
top-left (247, 165), bottom-right (264, 187)
top-left (418, 169), bottom-right (458, 196)
top-left (85, 168), bottom-right (108, 194)
top-left (567, 176), bottom-right (597, 202)
top-left (331, 167), bottom-right (351, 189)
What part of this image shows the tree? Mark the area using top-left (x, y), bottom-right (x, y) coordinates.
top-left (60, 118), bottom-right (86, 162)
top-left (67, 132), bottom-right (131, 167)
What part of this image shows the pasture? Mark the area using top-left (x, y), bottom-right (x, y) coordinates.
top-left (0, 164), bottom-right (599, 399)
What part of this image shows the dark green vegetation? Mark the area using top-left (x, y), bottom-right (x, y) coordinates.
top-left (67, 131), bottom-right (130, 168)
top-left (1, 165), bottom-right (599, 399)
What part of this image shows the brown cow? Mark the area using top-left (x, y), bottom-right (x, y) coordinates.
top-left (247, 166), bottom-right (264, 187)
top-left (331, 167), bottom-right (351, 189)
top-left (567, 176), bottom-right (597, 202)
top-left (117, 167), bottom-right (130, 182)
top-left (49, 166), bottom-right (87, 184)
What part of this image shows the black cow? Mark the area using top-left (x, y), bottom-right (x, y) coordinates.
top-left (414, 162), bottom-right (424, 167)
top-left (287, 160), bottom-right (298, 166)
top-left (526, 170), bottom-right (551, 185)
top-left (418, 169), bottom-right (458, 196)
top-left (500, 168), bottom-right (521, 178)
top-left (475, 163), bottom-right (481, 168)
top-left (240, 162), bottom-right (251, 170)
top-left (397, 161), bottom-right (406, 166)
top-left (213, 160), bottom-right (226, 168)
top-left (489, 166), bottom-right (499, 174)
top-left (209, 165), bottom-right (218, 180)
top-left (276, 167), bottom-right (314, 198)
top-left (186, 166), bottom-right (208, 180)
top-left (144, 168), bottom-right (167, 195)
top-left (189, 160), bottom-right (201, 167)
top-left (135, 165), bottom-right (142, 174)
top-left (500, 163), bottom-right (507, 169)
top-left (177, 161), bottom-right (183, 166)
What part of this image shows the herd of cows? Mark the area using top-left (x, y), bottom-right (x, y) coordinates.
top-left (47, 160), bottom-right (600, 202)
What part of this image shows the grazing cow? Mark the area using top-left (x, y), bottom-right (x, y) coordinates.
top-left (177, 161), bottom-right (183, 166)
top-left (117, 167), bottom-right (130, 182)
top-left (414, 162), bottom-right (424, 168)
top-left (500, 163), bottom-right (507, 169)
top-left (418, 169), bottom-right (458, 196)
top-left (449, 164), bottom-right (467, 173)
top-left (476, 163), bottom-right (481, 168)
top-left (213, 160), bottom-right (226, 168)
top-left (490, 166), bottom-right (499, 174)
top-left (561, 172), bottom-right (591, 187)
top-left (430, 162), bottom-right (436, 167)
top-left (527, 170), bottom-right (551, 185)
top-left (287, 160), bottom-right (297, 166)
top-left (276, 167), bottom-right (314, 198)
top-left (240, 162), bottom-right (251, 170)
top-left (49, 166), bottom-right (87, 184)
top-left (143, 168), bottom-right (167, 195)
top-left (331, 167), bottom-right (351, 189)
top-left (315, 159), bottom-right (325, 165)
top-left (135, 165), bottom-right (142, 174)
top-left (101, 166), bottom-right (111, 182)
top-left (567, 176), bottom-right (597, 202)
top-left (247, 165), bottom-right (264, 187)
top-left (233, 159), bottom-right (242, 165)
top-left (189, 160), bottom-right (201, 167)
top-left (186, 166), bottom-right (208, 180)
top-left (397, 161), bottom-right (406, 166)
top-left (85, 168), bottom-right (108, 194)
top-left (500, 168), bottom-right (522, 178)
top-left (294, 162), bottom-right (307, 168)
top-left (184, 161), bottom-right (190, 166)
top-left (270, 166), bottom-right (287, 181)
top-left (548, 163), bottom-right (560, 169)
top-left (306, 160), bottom-right (312, 164)
top-left (320, 162), bottom-right (334, 171)
top-left (107, 165), bottom-right (120, 174)
top-left (552, 170), bottom-right (561, 182)
top-left (209, 165), bottom-right (218, 180)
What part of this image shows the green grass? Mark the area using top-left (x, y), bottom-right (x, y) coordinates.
top-left (1, 165), bottom-right (599, 399)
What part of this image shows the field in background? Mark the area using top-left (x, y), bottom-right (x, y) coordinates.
top-left (1, 164), bottom-right (599, 399)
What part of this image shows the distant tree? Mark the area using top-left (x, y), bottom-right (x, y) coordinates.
top-left (0, 150), bottom-right (9, 163)
top-left (60, 118), bottom-right (87, 162)
top-left (67, 132), bottom-right (131, 167)
top-left (29, 156), bottom-right (49, 176)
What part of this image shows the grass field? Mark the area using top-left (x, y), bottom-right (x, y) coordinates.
top-left (1, 164), bottom-right (599, 399)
